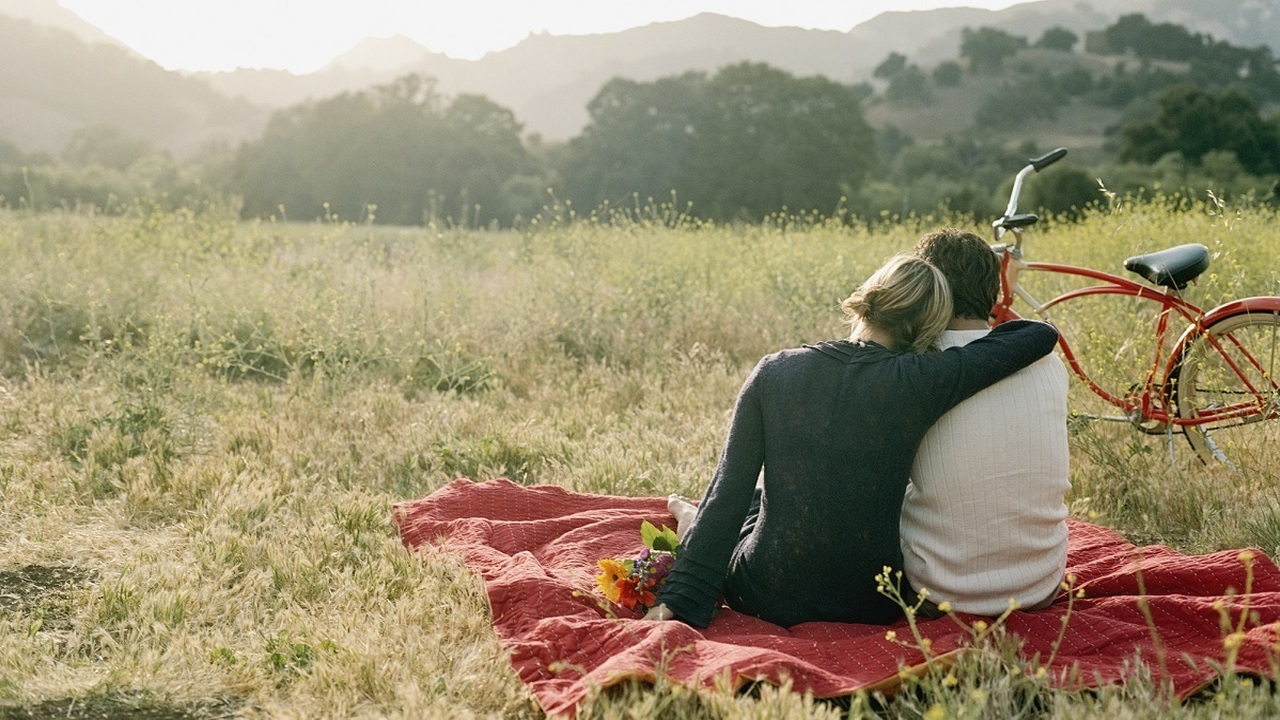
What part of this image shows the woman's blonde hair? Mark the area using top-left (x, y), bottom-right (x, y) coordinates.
top-left (841, 255), bottom-right (953, 353)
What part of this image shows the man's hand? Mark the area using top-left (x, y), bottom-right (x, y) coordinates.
top-left (643, 603), bottom-right (674, 621)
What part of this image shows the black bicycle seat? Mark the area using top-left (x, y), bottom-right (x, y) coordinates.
top-left (1123, 243), bottom-right (1210, 290)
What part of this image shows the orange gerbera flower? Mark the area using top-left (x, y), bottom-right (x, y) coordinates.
top-left (617, 577), bottom-right (657, 611)
top-left (596, 558), bottom-right (628, 603)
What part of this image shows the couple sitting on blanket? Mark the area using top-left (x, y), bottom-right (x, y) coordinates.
top-left (648, 228), bottom-right (1070, 629)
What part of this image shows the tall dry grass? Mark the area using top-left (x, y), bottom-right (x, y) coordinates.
top-left (0, 194), bottom-right (1278, 717)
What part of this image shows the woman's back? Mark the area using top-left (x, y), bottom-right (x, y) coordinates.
top-left (658, 320), bottom-right (1058, 628)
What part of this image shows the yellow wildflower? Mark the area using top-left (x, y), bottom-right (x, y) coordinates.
top-left (595, 558), bottom-right (627, 603)
top-left (1224, 632), bottom-right (1246, 651)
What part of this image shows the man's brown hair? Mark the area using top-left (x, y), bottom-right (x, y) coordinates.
top-left (911, 228), bottom-right (1000, 321)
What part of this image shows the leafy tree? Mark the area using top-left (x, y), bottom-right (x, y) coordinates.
top-left (960, 27), bottom-right (1028, 74)
top-left (1189, 42), bottom-right (1280, 102)
top-left (1100, 14), bottom-right (1280, 102)
top-left (1198, 149), bottom-right (1246, 182)
top-left (556, 72), bottom-right (707, 214)
top-left (558, 62), bottom-right (875, 221)
top-left (232, 73), bottom-right (532, 226)
top-left (874, 52), bottom-right (908, 80)
top-left (1035, 26), bottom-right (1078, 52)
top-left (1103, 14), bottom-right (1206, 62)
top-left (1118, 85), bottom-right (1280, 175)
top-left (695, 63), bottom-right (876, 219)
top-left (932, 61), bottom-right (963, 87)
top-left (437, 93), bottom-right (530, 223)
top-left (885, 65), bottom-right (933, 105)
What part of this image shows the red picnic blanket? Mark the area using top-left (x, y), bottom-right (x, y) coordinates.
top-left (394, 478), bottom-right (1280, 717)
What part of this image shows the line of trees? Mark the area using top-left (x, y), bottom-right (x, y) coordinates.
top-left (230, 62), bottom-right (876, 225)
top-left (2, 14), bottom-right (1279, 225)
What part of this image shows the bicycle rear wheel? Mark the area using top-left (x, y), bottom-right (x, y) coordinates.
top-left (1174, 311), bottom-right (1280, 466)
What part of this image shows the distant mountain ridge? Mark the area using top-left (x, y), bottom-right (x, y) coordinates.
top-left (0, 0), bottom-right (126, 49)
top-left (0, 0), bottom-right (1277, 155)
top-left (0, 8), bottom-right (266, 156)
top-left (194, 0), bottom-right (1280, 140)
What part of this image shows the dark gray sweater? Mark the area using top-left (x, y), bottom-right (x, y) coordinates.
top-left (657, 320), bottom-right (1059, 628)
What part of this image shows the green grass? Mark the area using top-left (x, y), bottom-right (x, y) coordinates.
top-left (0, 196), bottom-right (1278, 717)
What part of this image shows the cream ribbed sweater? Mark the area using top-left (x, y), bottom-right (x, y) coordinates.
top-left (900, 328), bottom-right (1070, 616)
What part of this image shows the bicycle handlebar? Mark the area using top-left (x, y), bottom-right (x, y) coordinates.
top-left (1030, 147), bottom-right (1068, 172)
top-left (998, 147), bottom-right (1069, 233)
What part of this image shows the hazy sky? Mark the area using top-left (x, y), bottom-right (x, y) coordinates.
top-left (56, 0), bottom-right (1023, 73)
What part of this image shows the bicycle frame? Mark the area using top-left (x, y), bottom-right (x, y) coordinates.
top-left (990, 232), bottom-right (1204, 428)
top-left (988, 147), bottom-right (1280, 437)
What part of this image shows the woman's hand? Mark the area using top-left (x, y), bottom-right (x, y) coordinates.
top-left (643, 603), bottom-right (674, 621)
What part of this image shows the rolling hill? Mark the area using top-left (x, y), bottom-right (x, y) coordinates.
top-left (197, 0), bottom-right (1280, 141)
top-left (0, 9), bottom-right (266, 156)
top-left (0, 0), bottom-right (1276, 157)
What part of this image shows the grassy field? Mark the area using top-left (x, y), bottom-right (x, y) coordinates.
top-left (1, 195), bottom-right (1280, 718)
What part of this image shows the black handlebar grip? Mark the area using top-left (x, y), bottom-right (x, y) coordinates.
top-left (1030, 147), bottom-right (1068, 171)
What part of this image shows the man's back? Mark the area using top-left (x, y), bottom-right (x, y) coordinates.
top-left (900, 328), bottom-right (1070, 615)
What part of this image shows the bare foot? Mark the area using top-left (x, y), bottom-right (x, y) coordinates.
top-left (667, 494), bottom-right (698, 541)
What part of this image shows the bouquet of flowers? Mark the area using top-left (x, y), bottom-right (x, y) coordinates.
top-left (595, 520), bottom-right (681, 614)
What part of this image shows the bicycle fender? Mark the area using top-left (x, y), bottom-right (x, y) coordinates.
top-left (1169, 296), bottom-right (1280, 371)
top-left (1197, 296), bottom-right (1280, 327)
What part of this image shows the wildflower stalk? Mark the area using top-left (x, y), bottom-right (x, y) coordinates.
top-left (1218, 550), bottom-right (1257, 672)
top-left (876, 567), bottom-right (935, 660)
top-left (1132, 552), bottom-right (1172, 694)
top-left (1045, 573), bottom-right (1084, 669)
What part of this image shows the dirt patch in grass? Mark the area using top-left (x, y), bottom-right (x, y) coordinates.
top-left (0, 693), bottom-right (240, 720)
top-left (0, 565), bottom-right (92, 607)
top-left (0, 564), bottom-right (94, 632)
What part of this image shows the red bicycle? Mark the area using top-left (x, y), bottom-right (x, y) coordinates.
top-left (990, 147), bottom-right (1280, 466)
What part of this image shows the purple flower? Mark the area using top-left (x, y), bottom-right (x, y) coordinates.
top-left (646, 550), bottom-right (675, 583)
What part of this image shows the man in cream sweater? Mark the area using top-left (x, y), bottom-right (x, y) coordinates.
top-left (901, 228), bottom-right (1070, 615)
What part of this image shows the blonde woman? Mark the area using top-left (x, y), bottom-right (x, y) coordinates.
top-left (650, 253), bottom-right (1058, 628)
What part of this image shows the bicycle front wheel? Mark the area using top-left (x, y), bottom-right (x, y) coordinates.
top-left (1174, 311), bottom-right (1280, 466)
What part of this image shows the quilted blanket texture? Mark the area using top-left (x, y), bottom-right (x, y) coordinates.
top-left (394, 478), bottom-right (1280, 716)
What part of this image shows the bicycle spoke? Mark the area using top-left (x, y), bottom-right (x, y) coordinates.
top-left (1175, 312), bottom-right (1280, 467)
